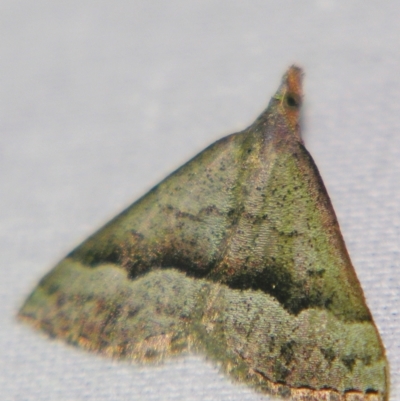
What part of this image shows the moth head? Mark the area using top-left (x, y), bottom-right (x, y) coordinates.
top-left (272, 65), bottom-right (304, 140)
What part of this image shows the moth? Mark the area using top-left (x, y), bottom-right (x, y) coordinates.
top-left (19, 66), bottom-right (389, 401)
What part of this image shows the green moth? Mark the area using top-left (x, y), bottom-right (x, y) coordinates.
top-left (19, 67), bottom-right (389, 401)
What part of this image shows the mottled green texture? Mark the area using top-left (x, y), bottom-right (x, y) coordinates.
top-left (19, 67), bottom-right (388, 400)
top-left (21, 261), bottom-right (386, 398)
top-left (69, 89), bottom-right (368, 322)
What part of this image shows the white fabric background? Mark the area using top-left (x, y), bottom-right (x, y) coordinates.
top-left (1, 1), bottom-right (399, 400)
